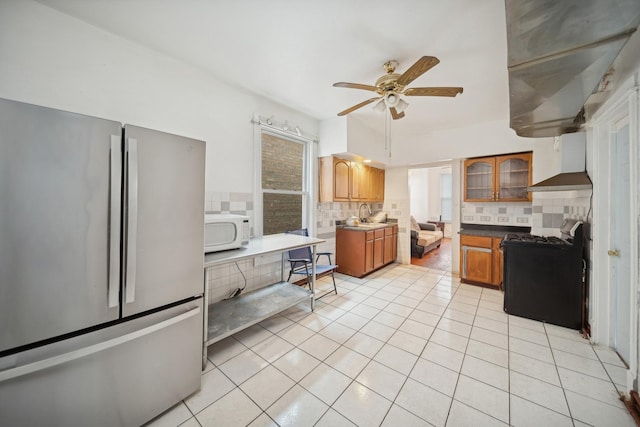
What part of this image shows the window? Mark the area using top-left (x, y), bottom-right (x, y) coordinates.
top-left (440, 172), bottom-right (452, 222)
top-left (259, 131), bottom-right (309, 235)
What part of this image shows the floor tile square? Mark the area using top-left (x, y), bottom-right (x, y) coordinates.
top-left (297, 333), bottom-right (340, 361)
top-left (184, 367), bottom-right (235, 414)
top-left (409, 309), bottom-right (441, 326)
top-left (374, 343), bottom-right (419, 375)
top-left (398, 319), bottom-right (435, 340)
top-left (388, 330), bottom-right (428, 355)
top-left (383, 302), bottom-right (414, 317)
top-left (548, 335), bottom-right (598, 360)
top-left (266, 384), bottom-right (328, 427)
top-left (246, 413), bottom-right (279, 427)
top-left (361, 295), bottom-right (390, 310)
top-left (356, 360), bottom-right (407, 400)
top-left (299, 362), bottom-right (352, 406)
top-left (381, 404), bottom-right (432, 427)
top-left (395, 378), bottom-right (452, 427)
top-left (325, 345), bottom-right (370, 378)
top-left (319, 322), bottom-right (357, 344)
top-left (446, 400), bottom-right (508, 427)
top-left (510, 395), bottom-right (573, 427)
top-left (461, 355), bottom-right (508, 391)
top-left (373, 310), bottom-right (406, 328)
top-left (437, 317), bottom-right (472, 337)
top-left (277, 323), bottom-right (315, 346)
top-left (350, 303), bottom-right (381, 320)
top-left (443, 308), bottom-right (475, 325)
top-left (259, 314), bottom-right (294, 334)
top-left (272, 348), bottom-right (320, 382)
top-left (251, 334), bottom-right (294, 363)
top-left (233, 324), bottom-right (274, 348)
top-left (473, 316), bottom-right (508, 335)
top-left (343, 331), bottom-right (386, 358)
top-left (565, 390), bottom-right (636, 427)
top-left (335, 312), bottom-right (369, 330)
top-left (218, 349), bottom-right (269, 385)
top-left (333, 382), bottom-right (392, 427)
top-left (509, 352), bottom-right (560, 386)
top-left (239, 365), bottom-right (295, 410)
top-left (509, 336), bottom-right (554, 364)
top-left (360, 320), bottom-right (396, 341)
top-left (206, 336), bottom-right (247, 367)
top-left (454, 375), bottom-right (509, 423)
top-left (510, 370), bottom-right (570, 415)
top-left (470, 326), bottom-right (508, 349)
top-left (314, 409), bottom-right (357, 427)
top-left (552, 348), bottom-right (609, 380)
top-left (410, 357), bottom-right (458, 397)
top-left (508, 324), bottom-right (548, 346)
top-left (429, 328), bottom-right (468, 353)
top-left (195, 388), bottom-right (261, 427)
top-left (476, 307), bottom-right (508, 323)
top-left (558, 367), bottom-right (622, 405)
top-left (421, 341), bottom-right (464, 372)
top-left (298, 312), bottom-right (333, 332)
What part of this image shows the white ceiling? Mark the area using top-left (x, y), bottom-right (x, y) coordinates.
top-left (36, 0), bottom-right (511, 136)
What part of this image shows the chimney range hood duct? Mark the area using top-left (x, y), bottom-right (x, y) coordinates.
top-left (528, 132), bottom-right (592, 192)
top-left (505, 0), bottom-right (640, 138)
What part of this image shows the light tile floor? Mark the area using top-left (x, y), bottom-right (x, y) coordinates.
top-left (147, 264), bottom-right (635, 427)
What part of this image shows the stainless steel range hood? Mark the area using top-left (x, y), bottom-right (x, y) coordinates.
top-left (505, 0), bottom-right (640, 138)
top-left (528, 132), bottom-right (592, 192)
top-left (528, 171), bottom-right (592, 192)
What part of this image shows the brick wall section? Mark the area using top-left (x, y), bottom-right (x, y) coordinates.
top-left (262, 133), bottom-right (303, 191)
top-left (262, 133), bottom-right (304, 234)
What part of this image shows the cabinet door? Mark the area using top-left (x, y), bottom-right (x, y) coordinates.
top-left (391, 229), bottom-right (398, 261)
top-left (496, 153), bottom-right (532, 202)
top-left (373, 229), bottom-right (385, 269)
top-left (334, 158), bottom-right (351, 201)
top-left (383, 229), bottom-right (394, 264)
top-left (463, 247), bottom-right (492, 284)
top-left (350, 163), bottom-right (368, 200)
top-left (365, 239), bottom-right (374, 273)
top-left (464, 157), bottom-right (495, 201)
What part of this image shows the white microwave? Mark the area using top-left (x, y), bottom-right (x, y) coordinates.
top-left (204, 214), bottom-right (250, 253)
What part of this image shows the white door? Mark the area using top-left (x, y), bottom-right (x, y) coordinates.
top-left (611, 118), bottom-right (632, 365)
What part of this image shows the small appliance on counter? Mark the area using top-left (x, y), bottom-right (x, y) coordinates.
top-left (502, 219), bottom-right (586, 330)
top-left (204, 213), bottom-right (250, 253)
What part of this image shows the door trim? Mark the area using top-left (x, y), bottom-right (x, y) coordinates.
top-left (590, 85), bottom-right (639, 392)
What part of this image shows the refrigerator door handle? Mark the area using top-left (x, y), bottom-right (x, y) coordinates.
top-left (108, 136), bottom-right (122, 308)
top-left (0, 306), bottom-right (200, 382)
top-left (125, 138), bottom-right (138, 304)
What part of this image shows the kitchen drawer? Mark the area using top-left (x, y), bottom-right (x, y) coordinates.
top-left (460, 235), bottom-right (492, 248)
top-left (366, 230), bottom-right (375, 241)
top-left (384, 226), bottom-right (393, 236)
top-left (374, 229), bottom-right (385, 239)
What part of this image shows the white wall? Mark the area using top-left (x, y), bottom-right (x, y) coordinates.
top-left (384, 166), bottom-right (411, 265)
top-left (409, 168), bottom-right (429, 222)
top-left (0, 0), bottom-right (319, 196)
top-left (390, 119), bottom-right (539, 166)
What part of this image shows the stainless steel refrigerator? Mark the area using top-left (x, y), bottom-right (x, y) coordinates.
top-left (0, 98), bottom-right (205, 426)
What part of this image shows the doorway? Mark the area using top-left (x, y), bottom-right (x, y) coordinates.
top-left (611, 118), bottom-right (632, 366)
top-left (592, 87), bottom-right (639, 392)
top-left (408, 166), bottom-right (453, 271)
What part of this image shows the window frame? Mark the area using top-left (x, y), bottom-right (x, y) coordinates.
top-left (253, 120), bottom-right (314, 237)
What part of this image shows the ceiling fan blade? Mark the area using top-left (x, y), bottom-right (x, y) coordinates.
top-left (337, 97), bottom-right (380, 116)
top-left (404, 87), bottom-right (464, 97)
top-left (333, 82), bottom-right (379, 92)
top-left (396, 56), bottom-right (440, 86)
top-left (390, 107), bottom-right (405, 120)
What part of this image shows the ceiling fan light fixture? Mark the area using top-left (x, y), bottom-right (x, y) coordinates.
top-left (384, 92), bottom-right (399, 108)
top-left (396, 98), bottom-right (409, 113)
top-left (373, 98), bottom-right (386, 112)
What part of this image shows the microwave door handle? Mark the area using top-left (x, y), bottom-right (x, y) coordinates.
top-left (108, 136), bottom-right (122, 308)
top-left (125, 137), bottom-right (138, 304)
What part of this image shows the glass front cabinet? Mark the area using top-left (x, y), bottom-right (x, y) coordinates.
top-left (463, 152), bottom-right (532, 202)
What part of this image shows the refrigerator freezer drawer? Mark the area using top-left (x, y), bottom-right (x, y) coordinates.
top-left (0, 299), bottom-right (203, 427)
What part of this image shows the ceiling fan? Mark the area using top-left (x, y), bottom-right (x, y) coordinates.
top-left (333, 56), bottom-right (463, 120)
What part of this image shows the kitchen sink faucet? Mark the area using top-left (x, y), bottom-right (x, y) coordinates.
top-left (359, 203), bottom-right (372, 222)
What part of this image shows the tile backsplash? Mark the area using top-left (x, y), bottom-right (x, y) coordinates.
top-left (531, 190), bottom-right (591, 236)
top-left (461, 202), bottom-right (532, 227)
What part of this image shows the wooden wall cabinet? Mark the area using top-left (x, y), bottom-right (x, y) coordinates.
top-left (319, 156), bottom-right (385, 202)
top-left (460, 235), bottom-right (503, 287)
top-left (336, 224), bottom-right (397, 277)
top-left (463, 152), bottom-right (532, 202)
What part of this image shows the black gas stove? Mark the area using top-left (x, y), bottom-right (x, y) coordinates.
top-left (503, 233), bottom-right (570, 245)
top-left (502, 219), bottom-right (586, 330)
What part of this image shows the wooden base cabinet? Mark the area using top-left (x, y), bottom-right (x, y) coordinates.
top-left (460, 235), bottom-right (503, 287)
top-left (336, 225), bottom-right (397, 278)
